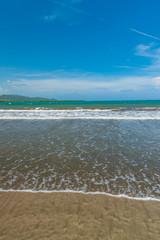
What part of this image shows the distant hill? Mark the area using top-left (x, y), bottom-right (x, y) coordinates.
top-left (0, 94), bottom-right (55, 101)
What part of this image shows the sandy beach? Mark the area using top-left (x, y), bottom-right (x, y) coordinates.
top-left (0, 192), bottom-right (160, 240)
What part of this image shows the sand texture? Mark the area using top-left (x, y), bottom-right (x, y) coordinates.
top-left (0, 192), bottom-right (160, 240)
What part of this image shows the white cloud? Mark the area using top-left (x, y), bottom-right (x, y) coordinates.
top-left (153, 77), bottom-right (160, 88)
top-left (0, 87), bottom-right (10, 95)
top-left (135, 44), bottom-right (154, 57)
top-left (135, 43), bottom-right (160, 72)
top-left (5, 74), bottom-right (157, 97)
top-left (1, 67), bottom-right (160, 99)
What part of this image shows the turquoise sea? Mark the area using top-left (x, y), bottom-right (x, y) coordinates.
top-left (0, 100), bottom-right (160, 109)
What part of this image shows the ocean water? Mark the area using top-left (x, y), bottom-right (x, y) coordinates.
top-left (0, 100), bottom-right (160, 200)
top-left (1, 100), bottom-right (160, 110)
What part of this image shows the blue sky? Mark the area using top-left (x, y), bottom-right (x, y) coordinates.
top-left (0, 0), bottom-right (160, 100)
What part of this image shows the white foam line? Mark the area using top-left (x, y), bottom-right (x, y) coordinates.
top-left (0, 189), bottom-right (160, 202)
top-left (0, 109), bottom-right (160, 112)
top-left (0, 109), bottom-right (113, 112)
top-left (0, 117), bottom-right (160, 120)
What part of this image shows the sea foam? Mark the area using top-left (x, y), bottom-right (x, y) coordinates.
top-left (0, 109), bottom-right (160, 120)
top-left (0, 188), bottom-right (160, 201)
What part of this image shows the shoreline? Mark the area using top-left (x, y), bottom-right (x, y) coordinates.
top-left (0, 189), bottom-right (160, 202)
top-left (0, 191), bottom-right (160, 240)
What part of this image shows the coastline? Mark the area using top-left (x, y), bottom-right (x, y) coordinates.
top-left (0, 192), bottom-right (160, 240)
top-left (0, 189), bottom-right (160, 202)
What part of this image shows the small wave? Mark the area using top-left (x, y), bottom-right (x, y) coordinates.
top-left (112, 107), bottom-right (160, 112)
top-left (0, 188), bottom-right (160, 201)
top-left (0, 109), bottom-right (160, 120)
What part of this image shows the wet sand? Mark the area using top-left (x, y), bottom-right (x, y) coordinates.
top-left (0, 192), bottom-right (160, 240)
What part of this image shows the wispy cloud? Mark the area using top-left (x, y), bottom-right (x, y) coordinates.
top-left (51, 0), bottom-right (85, 15)
top-left (131, 28), bottom-right (160, 41)
top-left (43, 0), bottom-right (87, 23)
top-left (44, 15), bottom-right (57, 22)
top-left (15, 72), bottom-right (52, 78)
top-left (114, 65), bottom-right (136, 69)
top-left (135, 43), bottom-right (160, 72)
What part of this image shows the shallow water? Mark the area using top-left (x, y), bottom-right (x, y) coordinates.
top-left (0, 117), bottom-right (160, 199)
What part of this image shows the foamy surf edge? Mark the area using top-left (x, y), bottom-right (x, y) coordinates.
top-left (0, 109), bottom-right (160, 120)
top-left (1, 118), bottom-right (160, 120)
top-left (0, 189), bottom-right (160, 202)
